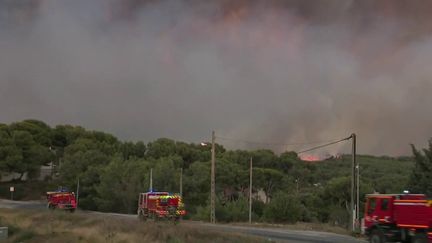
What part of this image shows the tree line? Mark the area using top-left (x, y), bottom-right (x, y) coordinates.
top-left (0, 120), bottom-right (430, 227)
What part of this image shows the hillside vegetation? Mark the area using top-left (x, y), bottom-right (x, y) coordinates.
top-left (1, 120), bottom-right (429, 229)
top-left (315, 155), bottom-right (414, 194)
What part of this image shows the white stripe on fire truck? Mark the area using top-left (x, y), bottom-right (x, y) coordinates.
top-left (397, 224), bottom-right (429, 229)
top-left (394, 203), bottom-right (426, 206)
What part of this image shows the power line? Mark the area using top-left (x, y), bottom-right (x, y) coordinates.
top-left (297, 136), bottom-right (352, 154)
top-left (215, 136), bottom-right (342, 148)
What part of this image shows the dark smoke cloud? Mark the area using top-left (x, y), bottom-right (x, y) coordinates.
top-left (1, 0), bottom-right (432, 155)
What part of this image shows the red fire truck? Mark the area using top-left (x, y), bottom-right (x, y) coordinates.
top-left (46, 190), bottom-right (77, 212)
top-left (363, 193), bottom-right (432, 243)
top-left (137, 192), bottom-right (186, 222)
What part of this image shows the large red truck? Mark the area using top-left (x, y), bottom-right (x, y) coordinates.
top-left (46, 190), bottom-right (77, 212)
top-left (137, 192), bottom-right (186, 222)
top-left (362, 193), bottom-right (432, 243)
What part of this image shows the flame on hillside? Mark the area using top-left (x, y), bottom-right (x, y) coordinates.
top-left (299, 154), bottom-right (321, 162)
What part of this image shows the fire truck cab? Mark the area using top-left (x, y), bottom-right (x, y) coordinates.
top-left (363, 193), bottom-right (432, 243)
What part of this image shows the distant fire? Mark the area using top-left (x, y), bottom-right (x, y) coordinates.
top-left (299, 154), bottom-right (341, 162)
top-left (299, 154), bottom-right (321, 162)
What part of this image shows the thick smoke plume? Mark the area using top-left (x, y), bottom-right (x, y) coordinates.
top-left (1, 0), bottom-right (432, 155)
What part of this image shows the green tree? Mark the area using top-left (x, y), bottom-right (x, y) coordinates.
top-left (183, 161), bottom-right (210, 212)
top-left (221, 150), bottom-right (253, 169)
top-left (319, 176), bottom-right (350, 226)
top-left (96, 157), bottom-right (149, 213)
top-left (216, 158), bottom-right (248, 193)
top-left (0, 129), bottom-right (53, 180)
top-left (151, 156), bottom-right (182, 192)
top-left (120, 141), bottom-right (146, 160)
top-left (278, 151), bottom-right (297, 173)
top-left (251, 149), bottom-right (278, 168)
top-left (146, 138), bottom-right (177, 159)
top-left (52, 125), bottom-right (86, 147)
top-left (254, 168), bottom-right (284, 203)
top-left (10, 120), bottom-right (53, 146)
top-left (60, 139), bottom-right (112, 209)
top-left (408, 139), bottom-right (432, 196)
top-left (318, 176), bottom-right (373, 227)
top-left (0, 130), bottom-right (23, 175)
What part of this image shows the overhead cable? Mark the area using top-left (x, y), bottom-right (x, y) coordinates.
top-left (215, 136), bottom-right (345, 148)
top-left (297, 136), bottom-right (352, 154)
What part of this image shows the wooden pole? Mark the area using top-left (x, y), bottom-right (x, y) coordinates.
top-left (76, 178), bottom-right (80, 208)
top-left (150, 168), bottom-right (153, 192)
top-left (211, 131), bottom-right (216, 224)
top-left (180, 168), bottom-right (183, 197)
top-left (351, 133), bottom-right (357, 232)
top-left (249, 157), bottom-right (253, 224)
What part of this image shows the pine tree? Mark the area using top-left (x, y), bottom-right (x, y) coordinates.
top-left (408, 139), bottom-right (432, 196)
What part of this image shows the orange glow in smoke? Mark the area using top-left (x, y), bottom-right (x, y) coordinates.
top-left (299, 154), bottom-right (321, 162)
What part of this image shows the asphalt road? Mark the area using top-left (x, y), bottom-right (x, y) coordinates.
top-left (0, 199), bottom-right (46, 209)
top-left (0, 199), bottom-right (366, 243)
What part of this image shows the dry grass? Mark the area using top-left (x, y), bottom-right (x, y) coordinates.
top-left (0, 209), bottom-right (266, 243)
top-left (229, 221), bottom-right (350, 235)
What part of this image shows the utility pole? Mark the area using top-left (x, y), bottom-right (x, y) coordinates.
top-left (249, 157), bottom-right (253, 224)
top-left (350, 133), bottom-right (357, 232)
top-left (180, 168), bottom-right (183, 197)
top-left (210, 130), bottom-right (216, 224)
top-left (49, 146), bottom-right (55, 177)
top-left (150, 168), bottom-right (153, 192)
top-left (76, 177), bottom-right (80, 208)
top-left (353, 133), bottom-right (359, 231)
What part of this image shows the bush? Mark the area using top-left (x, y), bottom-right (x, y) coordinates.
top-left (327, 206), bottom-right (349, 228)
top-left (193, 204), bottom-right (210, 221)
top-left (263, 192), bottom-right (303, 223)
top-left (252, 199), bottom-right (265, 219)
top-left (192, 196), bottom-right (258, 222)
top-left (218, 196), bottom-right (249, 222)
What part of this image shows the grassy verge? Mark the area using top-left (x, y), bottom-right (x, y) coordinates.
top-left (228, 221), bottom-right (350, 235)
top-left (0, 209), bottom-right (266, 243)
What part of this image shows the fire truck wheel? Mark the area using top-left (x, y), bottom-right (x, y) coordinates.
top-left (412, 233), bottom-right (428, 243)
top-left (370, 229), bottom-right (386, 243)
top-left (69, 209), bottom-right (75, 213)
top-left (47, 204), bottom-right (55, 210)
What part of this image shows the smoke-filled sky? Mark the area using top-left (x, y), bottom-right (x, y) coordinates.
top-left (1, 0), bottom-right (432, 155)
